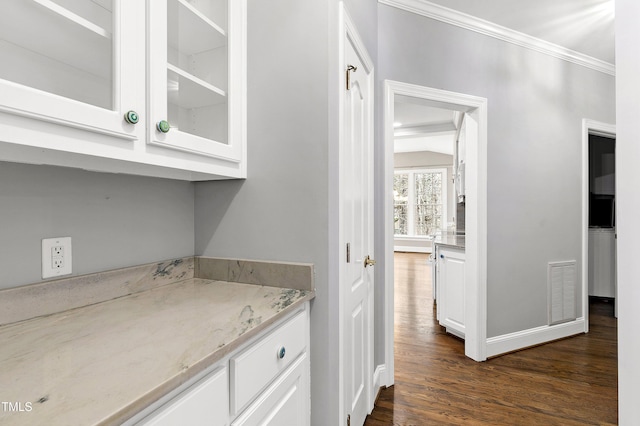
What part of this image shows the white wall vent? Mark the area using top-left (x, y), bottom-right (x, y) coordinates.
top-left (548, 261), bottom-right (577, 325)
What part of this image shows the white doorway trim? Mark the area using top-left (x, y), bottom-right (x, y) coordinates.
top-left (383, 81), bottom-right (488, 386)
top-left (581, 119), bottom-right (617, 327)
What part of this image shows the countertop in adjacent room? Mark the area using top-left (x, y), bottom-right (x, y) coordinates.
top-left (432, 232), bottom-right (466, 249)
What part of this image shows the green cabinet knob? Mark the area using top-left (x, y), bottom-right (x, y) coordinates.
top-left (124, 110), bottom-right (139, 124)
top-left (156, 120), bottom-right (170, 133)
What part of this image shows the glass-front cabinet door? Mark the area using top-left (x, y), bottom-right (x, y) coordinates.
top-left (148, 0), bottom-right (245, 165)
top-left (0, 0), bottom-right (143, 142)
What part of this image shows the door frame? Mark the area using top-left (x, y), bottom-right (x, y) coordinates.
top-left (383, 81), bottom-right (488, 385)
top-left (337, 4), bottom-right (376, 424)
top-left (581, 119), bottom-right (617, 325)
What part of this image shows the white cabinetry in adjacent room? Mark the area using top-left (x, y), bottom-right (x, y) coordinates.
top-left (435, 245), bottom-right (466, 338)
top-left (0, 0), bottom-right (246, 181)
top-left (133, 304), bottom-right (310, 426)
top-left (588, 228), bottom-right (616, 298)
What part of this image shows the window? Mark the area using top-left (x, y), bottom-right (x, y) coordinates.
top-left (394, 168), bottom-right (448, 237)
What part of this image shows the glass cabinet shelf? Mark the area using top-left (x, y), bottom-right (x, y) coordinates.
top-left (167, 64), bottom-right (226, 109)
top-left (168, 0), bottom-right (226, 55)
top-left (0, 0), bottom-right (113, 109)
top-left (164, 0), bottom-right (230, 144)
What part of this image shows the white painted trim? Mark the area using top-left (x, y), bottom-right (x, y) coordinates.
top-left (384, 80), bottom-right (488, 387)
top-left (486, 318), bottom-right (586, 358)
top-left (581, 119), bottom-right (617, 328)
top-left (394, 245), bottom-right (430, 253)
top-left (394, 235), bottom-right (434, 253)
top-left (371, 364), bottom-right (387, 411)
top-left (0, 105), bottom-right (137, 142)
top-left (393, 235), bottom-right (433, 241)
top-left (383, 83), bottom-right (397, 387)
top-left (378, 0), bottom-right (615, 76)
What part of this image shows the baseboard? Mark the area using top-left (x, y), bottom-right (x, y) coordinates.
top-left (394, 245), bottom-right (430, 253)
top-left (486, 318), bottom-right (586, 358)
top-left (371, 364), bottom-right (387, 409)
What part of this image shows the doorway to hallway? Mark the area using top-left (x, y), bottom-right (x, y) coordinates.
top-left (382, 81), bottom-right (488, 389)
top-left (582, 120), bottom-right (617, 327)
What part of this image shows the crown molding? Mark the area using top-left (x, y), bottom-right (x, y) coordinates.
top-left (379, 0), bottom-right (615, 76)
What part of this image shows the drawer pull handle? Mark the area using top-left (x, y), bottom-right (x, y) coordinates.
top-left (277, 346), bottom-right (286, 360)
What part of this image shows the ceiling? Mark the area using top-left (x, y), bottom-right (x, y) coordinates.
top-left (394, 0), bottom-right (615, 155)
top-left (393, 101), bottom-right (459, 155)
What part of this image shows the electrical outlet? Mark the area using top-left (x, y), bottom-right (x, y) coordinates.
top-left (42, 237), bottom-right (72, 279)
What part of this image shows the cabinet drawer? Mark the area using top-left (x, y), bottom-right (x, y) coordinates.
top-left (230, 310), bottom-right (307, 414)
top-left (139, 367), bottom-right (228, 426)
top-left (231, 354), bottom-right (309, 426)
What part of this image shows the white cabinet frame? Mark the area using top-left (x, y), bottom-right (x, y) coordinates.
top-left (0, 0), bottom-right (246, 181)
top-left (147, 0), bottom-right (246, 164)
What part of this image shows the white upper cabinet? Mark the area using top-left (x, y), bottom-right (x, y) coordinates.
top-left (0, 0), bottom-right (142, 141)
top-left (0, 0), bottom-right (246, 181)
top-left (148, 0), bottom-right (245, 169)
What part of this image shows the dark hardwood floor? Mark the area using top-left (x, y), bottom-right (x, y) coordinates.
top-left (365, 252), bottom-right (618, 425)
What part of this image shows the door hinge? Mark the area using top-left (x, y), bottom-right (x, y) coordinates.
top-left (347, 414), bottom-right (351, 426)
top-left (346, 65), bottom-right (357, 90)
top-left (346, 243), bottom-right (351, 263)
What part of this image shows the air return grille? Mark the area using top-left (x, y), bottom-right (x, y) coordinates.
top-left (548, 261), bottom-right (577, 325)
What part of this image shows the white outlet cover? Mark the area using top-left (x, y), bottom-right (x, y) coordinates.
top-left (42, 237), bottom-right (72, 279)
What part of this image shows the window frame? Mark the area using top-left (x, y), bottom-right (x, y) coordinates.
top-left (393, 167), bottom-right (448, 237)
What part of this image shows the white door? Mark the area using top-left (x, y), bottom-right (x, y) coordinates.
top-left (341, 14), bottom-right (374, 426)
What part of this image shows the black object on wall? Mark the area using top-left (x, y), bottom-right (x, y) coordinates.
top-left (589, 134), bottom-right (615, 228)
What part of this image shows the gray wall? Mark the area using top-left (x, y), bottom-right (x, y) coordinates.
top-left (0, 162), bottom-right (195, 289)
top-left (194, 0), bottom-right (334, 424)
top-left (378, 4), bottom-right (615, 340)
top-left (615, 0), bottom-right (640, 421)
top-left (394, 151), bottom-right (453, 169)
top-left (344, 0), bottom-right (378, 65)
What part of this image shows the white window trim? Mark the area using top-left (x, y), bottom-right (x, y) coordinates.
top-left (394, 167), bottom-right (448, 237)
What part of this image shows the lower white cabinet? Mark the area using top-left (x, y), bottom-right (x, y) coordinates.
top-left (135, 304), bottom-right (310, 426)
top-left (588, 228), bottom-right (616, 298)
top-left (232, 354), bottom-right (309, 426)
top-left (435, 246), bottom-right (466, 338)
top-left (140, 367), bottom-right (229, 426)
top-left (230, 310), bottom-right (308, 415)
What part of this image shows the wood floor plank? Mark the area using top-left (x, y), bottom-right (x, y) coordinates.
top-left (365, 252), bottom-right (618, 425)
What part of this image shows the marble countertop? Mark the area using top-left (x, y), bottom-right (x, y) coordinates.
top-left (432, 232), bottom-right (466, 249)
top-left (0, 259), bottom-right (314, 425)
